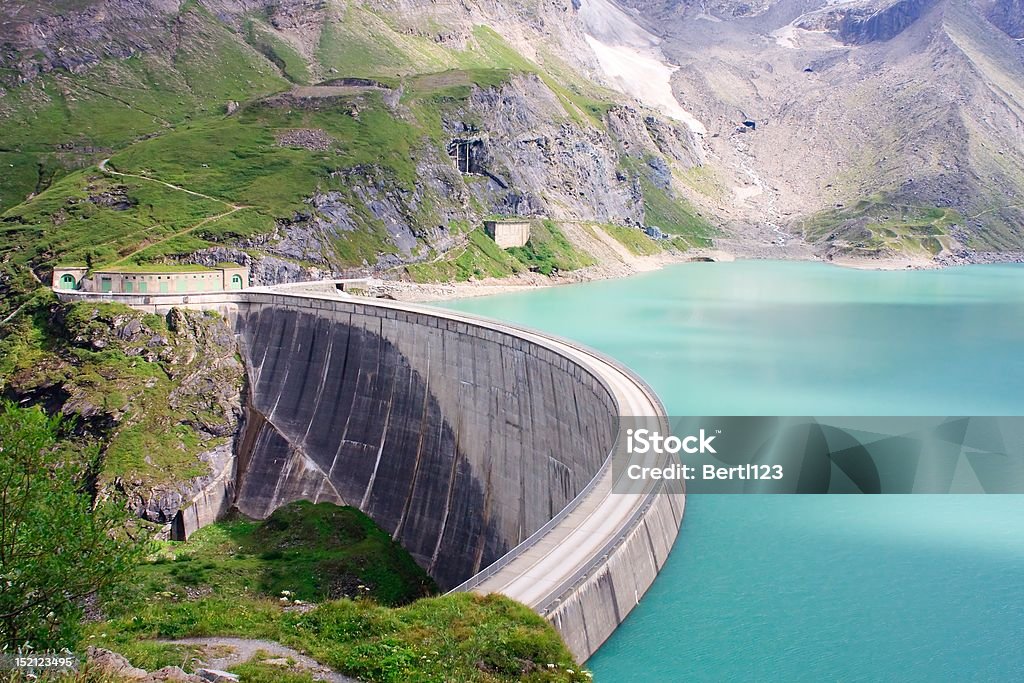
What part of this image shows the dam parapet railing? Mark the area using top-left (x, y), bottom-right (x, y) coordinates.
top-left (55, 284), bottom-right (684, 661)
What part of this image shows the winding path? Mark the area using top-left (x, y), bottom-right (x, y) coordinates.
top-left (98, 158), bottom-right (244, 208)
top-left (97, 158), bottom-right (250, 266)
top-left (162, 637), bottom-right (358, 683)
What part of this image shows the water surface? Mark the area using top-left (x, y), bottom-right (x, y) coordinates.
top-left (442, 261), bottom-right (1024, 681)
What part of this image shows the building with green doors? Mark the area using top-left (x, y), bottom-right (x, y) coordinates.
top-left (52, 264), bottom-right (249, 294)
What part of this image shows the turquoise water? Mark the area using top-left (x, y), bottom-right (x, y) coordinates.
top-left (442, 261), bottom-right (1024, 681)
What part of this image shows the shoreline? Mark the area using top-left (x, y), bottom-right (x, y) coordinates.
top-left (361, 245), bottom-right (1023, 303)
top-left (366, 247), bottom-right (734, 302)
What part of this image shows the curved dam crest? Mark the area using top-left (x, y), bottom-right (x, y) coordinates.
top-left (57, 286), bottom-right (684, 661)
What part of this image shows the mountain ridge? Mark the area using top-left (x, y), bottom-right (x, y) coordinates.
top-left (1, 0), bottom-right (1022, 306)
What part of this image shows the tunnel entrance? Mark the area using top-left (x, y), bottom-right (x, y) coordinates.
top-left (448, 138), bottom-right (484, 174)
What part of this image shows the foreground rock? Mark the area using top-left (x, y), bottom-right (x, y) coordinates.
top-left (86, 648), bottom-right (203, 682)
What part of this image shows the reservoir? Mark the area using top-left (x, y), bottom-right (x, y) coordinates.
top-left (442, 260), bottom-right (1024, 681)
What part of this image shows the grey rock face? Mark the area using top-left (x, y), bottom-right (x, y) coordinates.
top-left (795, 0), bottom-right (937, 44)
top-left (458, 75), bottom-right (696, 225)
top-left (182, 247), bottom-right (342, 285)
top-left (1, 0), bottom-right (177, 83)
top-left (982, 0), bottom-right (1024, 37)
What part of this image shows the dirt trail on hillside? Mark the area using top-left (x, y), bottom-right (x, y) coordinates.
top-left (98, 159), bottom-right (244, 209)
top-left (162, 637), bottom-right (359, 683)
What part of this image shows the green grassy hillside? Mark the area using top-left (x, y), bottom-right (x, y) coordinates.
top-left (0, 2), bottom-right (289, 214)
top-left (88, 500), bottom-right (588, 682)
top-left (1, 0), bottom-right (713, 302)
top-left (797, 194), bottom-right (961, 257)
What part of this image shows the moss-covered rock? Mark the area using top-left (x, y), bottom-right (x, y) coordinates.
top-left (0, 299), bottom-right (245, 534)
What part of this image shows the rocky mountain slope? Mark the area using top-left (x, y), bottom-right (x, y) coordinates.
top-left (0, 0), bottom-right (719, 316)
top-left (4, 0), bottom-right (1020, 289)
top-left (619, 0), bottom-right (1024, 260)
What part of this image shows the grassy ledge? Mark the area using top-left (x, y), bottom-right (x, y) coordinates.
top-left (87, 501), bottom-right (589, 683)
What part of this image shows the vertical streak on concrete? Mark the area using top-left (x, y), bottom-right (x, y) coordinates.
top-left (325, 317), bottom-right (354, 478)
top-left (474, 460), bottom-right (494, 576)
top-left (549, 363), bottom-right (569, 509)
top-left (285, 312), bottom-right (318, 425)
top-left (265, 308), bottom-right (297, 422)
top-left (429, 387), bottom-right (462, 573)
top-left (300, 316), bottom-right (334, 449)
top-left (248, 306), bottom-right (273, 388)
top-left (359, 389), bottom-right (393, 511)
top-left (521, 346), bottom-right (543, 523)
top-left (389, 334), bottom-right (436, 545)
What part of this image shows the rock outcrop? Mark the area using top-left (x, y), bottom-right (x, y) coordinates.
top-left (795, 0), bottom-right (937, 44)
top-left (86, 647), bottom-right (204, 682)
top-left (982, 0), bottom-right (1024, 38)
top-left (1, 302), bottom-right (244, 538)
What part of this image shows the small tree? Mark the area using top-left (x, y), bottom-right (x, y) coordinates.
top-left (0, 401), bottom-right (144, 650)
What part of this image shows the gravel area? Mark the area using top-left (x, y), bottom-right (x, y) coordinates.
top-left (161, 637), bottom-right (360, 683)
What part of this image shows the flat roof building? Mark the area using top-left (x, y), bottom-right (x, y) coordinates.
top-left (484, 219), bottom-right (531, 249)
top-left (52, 265), bottom-right (249, 295)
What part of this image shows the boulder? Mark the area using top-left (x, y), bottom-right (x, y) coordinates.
top-left (143, 666), bottom-right (204, 682)
top-left (86, 647), bottom-right (147, 680)
top-left (196, 669), bottom-right (240, 682)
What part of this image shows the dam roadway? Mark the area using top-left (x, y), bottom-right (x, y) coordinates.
top-left (444, 309), bottom-right (683, 618)
top-left (55, 284), bottom-right (685, 661)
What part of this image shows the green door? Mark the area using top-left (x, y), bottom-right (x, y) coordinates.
top-left (230, 274), bottom-right (243, 290)
top-left (138, 281), bottom-right (148, 293)
top-left (124, 281), bottom-right (133, 293)
top-left (59, 274), bottom-right (76, 290)
top-left (100, 278), bottom-right (112, 293)
top-left (159, 281), bottom-right (169, 293)
top-left (176, 279), bottom-right (187, 293)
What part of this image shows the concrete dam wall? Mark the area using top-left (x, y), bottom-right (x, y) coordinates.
top-left (233, 298), bottom-right (618, 591)
top-left (56, 287), bottom-right (684, 661)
